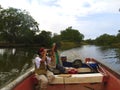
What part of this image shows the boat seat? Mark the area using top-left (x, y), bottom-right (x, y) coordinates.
top-left (50, 73), bottom-right (104, 84)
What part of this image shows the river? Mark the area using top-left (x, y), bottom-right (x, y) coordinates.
top-left (61, 45), bottom-right (120, 74)
top-left (0, 45), bottom-right (120, 88)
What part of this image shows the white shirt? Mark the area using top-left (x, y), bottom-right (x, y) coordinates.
top-left (34, 55), bottom-right (51, 69)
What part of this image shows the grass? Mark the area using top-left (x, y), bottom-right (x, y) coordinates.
top-left (60, 41), bottom-right (81, 50)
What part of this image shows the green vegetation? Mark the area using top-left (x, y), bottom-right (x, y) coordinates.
top-left (0, 7), bottom-right (84, 48)
top-left (85, 31), bottom-right (120, 48)
top-left (61, 26), bottom-right (84, 43)
top-left (0, 6), bottom-right (120, 49)
top-left (52, 26), bottom-right (84, 49)
top-left (60, 41), bottom-right (81, 50)
top-left (0, 7), bottom-right (39, 44)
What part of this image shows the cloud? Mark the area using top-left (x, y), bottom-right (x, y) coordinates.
top-left (0, 0), bottom-right (120, 39)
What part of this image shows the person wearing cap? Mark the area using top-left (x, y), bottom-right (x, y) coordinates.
top-left (34, 45), bottom-right (56, 90)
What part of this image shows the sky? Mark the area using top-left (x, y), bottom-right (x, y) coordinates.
top-left (0, 0), bottom-right (120, 39)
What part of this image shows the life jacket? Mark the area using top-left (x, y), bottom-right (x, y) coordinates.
top-left (35, 60), bottom-right (47, 75)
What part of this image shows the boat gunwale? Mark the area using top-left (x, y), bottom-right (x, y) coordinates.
top-left (1, 59), bottom-right (120, 90)
top-left (0, 67), bottom-right (34, 90)
top-left (93, 59), bottom-right (120, 80)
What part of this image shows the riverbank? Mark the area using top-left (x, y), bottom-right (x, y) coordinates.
top-left (60, 41), bottom-right (83, 50)
top-left (0, 42), bottom-right (83, 49)
top-left (0, 43), bottom-right (43, 48)
top-left (111, 43), bottom-right (120, 48)
top-left (1, 42), bottom-right (120, 49)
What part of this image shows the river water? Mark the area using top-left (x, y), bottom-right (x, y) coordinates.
top-left (0, 45), bottom-right (120, 88)
top-left (61, 45), bottom-right (120, 74)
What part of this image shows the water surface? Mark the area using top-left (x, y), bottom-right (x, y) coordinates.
top-left (61, 45), bottom-right (120, 74)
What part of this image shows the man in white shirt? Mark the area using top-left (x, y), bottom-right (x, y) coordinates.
top-left (34, 46), bottom-right (55, 90)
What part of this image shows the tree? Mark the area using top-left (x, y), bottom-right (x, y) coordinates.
top-left (34, 30), bottom-right (52, 47)
top-left (61, 26), bottom-right (84, 43)
top-left (52, 33), bottom-right (61, 48)
top-left (116, 30), bottom-right (120, 42)
top-left (95, 34), bottom-right (116, 45)
top-left (52, 33), bottom-right (61, 42)
top-left (0, 7), bottom-right (39, 43)
top-left (85, 39), bottom-right (95, 44)
top-left (0, 5), bottom-right (2, 9)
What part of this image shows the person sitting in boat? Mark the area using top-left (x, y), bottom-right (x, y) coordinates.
top-left (34, 46), bottom-right (56, 90)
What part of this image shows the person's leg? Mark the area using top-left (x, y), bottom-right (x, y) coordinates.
top-left (35, 74), bottom-right (48, 90)
top-left (46, 70), bottom-right (55, 83)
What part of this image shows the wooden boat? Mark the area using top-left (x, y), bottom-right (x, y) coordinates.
top-left (1, 57), bottom-right (120, 90)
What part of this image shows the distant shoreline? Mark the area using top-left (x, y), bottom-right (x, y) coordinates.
top-left (0, 42), bottom-right (120, 49)
top-left (0, 43), bottom-right (42, 48)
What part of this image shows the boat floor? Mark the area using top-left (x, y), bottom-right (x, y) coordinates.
top-left (47, 83), bottom-right (104, 90)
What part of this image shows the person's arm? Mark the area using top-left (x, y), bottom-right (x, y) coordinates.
top-left (41, 49), bottom-right (47, 62)
top-left (52, 43), bottom-right (56, 53)
top-left (51, 43), bottom-right (56, 62)
top-left (50, 54), bottom-right (55, 62)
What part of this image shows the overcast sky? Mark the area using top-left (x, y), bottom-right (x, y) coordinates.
top-left (0, 0), bottom-right (120, 39)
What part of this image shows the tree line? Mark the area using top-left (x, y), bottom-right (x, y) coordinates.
top-left (0, 6), bottom-right (120, 48)
top-left (85, 30), bottom-right (120, 48)
top-left (0, 7), bottom-right (84, 48)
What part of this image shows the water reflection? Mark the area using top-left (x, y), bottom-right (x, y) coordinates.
top-left (0, 47), bottom-right (37, 88)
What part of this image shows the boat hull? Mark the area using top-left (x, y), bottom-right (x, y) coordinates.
top-left (96, 60), bottom-right (120, 90)
top-left (1, 59), bottom-right (120, 90)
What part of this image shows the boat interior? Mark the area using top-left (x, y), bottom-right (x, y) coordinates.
top-left (46, 58), bottom-right (105, 90)
top-left (1, 58), bottom-right (108, 90)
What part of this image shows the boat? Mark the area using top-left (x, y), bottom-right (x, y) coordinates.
top-left (1, 57), bottom-right (120, 90)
